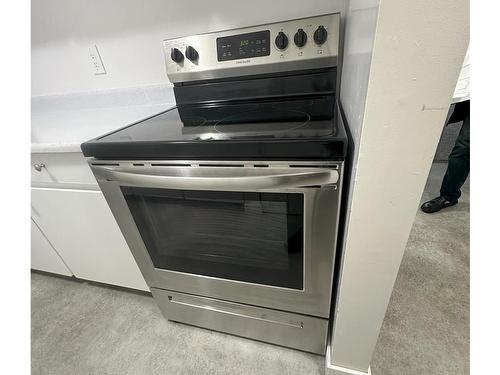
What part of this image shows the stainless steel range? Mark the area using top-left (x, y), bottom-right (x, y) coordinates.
top-left (82, 13), bottom-right (346, 355)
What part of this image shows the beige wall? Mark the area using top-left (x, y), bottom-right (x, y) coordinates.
top-left (329, 0), bottom-right (469, 373)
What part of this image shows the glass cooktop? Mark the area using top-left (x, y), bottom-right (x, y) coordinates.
top-left (82, 99), bottom-right (347, 160)
top-left (95, 101), bottom-right (336, 143)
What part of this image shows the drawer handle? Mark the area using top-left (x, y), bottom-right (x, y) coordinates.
top-left (33, 163), bottom-right (45, 172)
top-left (168, 296), bottom-right (304, 329)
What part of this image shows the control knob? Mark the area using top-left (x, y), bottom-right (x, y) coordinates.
top-left (314, 25), bottom-right (328, 45)
top-left (170, 47), bottom-right (184, 63)
top-left (275, 31), bottom-right (288, 50)
top-left (185, 46), bottom-right (199, 61)
top-left (294, 28), bottom-right (307, 47)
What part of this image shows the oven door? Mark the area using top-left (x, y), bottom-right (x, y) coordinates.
top-left (91, 161), bottom-right (342, 318)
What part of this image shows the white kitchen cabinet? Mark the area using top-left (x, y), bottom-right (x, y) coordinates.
top-left (31, 219), bottom-right (73, 276)
top-left (31, 152), bottom-right (98, 187)
top-left (31, 187), bottom-right (149, 291)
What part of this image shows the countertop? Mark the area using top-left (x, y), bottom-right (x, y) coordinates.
top-left (31, 85), bottom-right (175, 154)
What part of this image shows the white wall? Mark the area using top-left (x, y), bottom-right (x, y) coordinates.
top-left (329, 0), bottom-right (469, 373)
top-left (330, 0), bottom-right (380, 367)
top-left (340, 0), bottom-right (380, 146)
top-left (32, 0), bottom-right (347, 96)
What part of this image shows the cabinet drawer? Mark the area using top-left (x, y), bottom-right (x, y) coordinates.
top-left (31, 152), bottom-right (97, 187)
top-left (151, 288), bottom-right (328, 354)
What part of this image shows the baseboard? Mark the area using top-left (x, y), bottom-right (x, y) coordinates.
top-left (325, 341), bottom-right (371, 375)
top-left (326, 363), bottom-right (371, 375)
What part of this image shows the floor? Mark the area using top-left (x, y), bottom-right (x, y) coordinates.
top-left (371, 162), bottom-right (469, 375)
top-left (31, 163), bottom-right (469, 375)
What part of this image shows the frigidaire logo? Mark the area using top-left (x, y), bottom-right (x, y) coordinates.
top-left (235, 60), bottom-right (251, 64)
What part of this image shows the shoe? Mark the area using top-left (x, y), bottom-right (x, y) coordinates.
top-left (420, 196), bottom-right (458, 213)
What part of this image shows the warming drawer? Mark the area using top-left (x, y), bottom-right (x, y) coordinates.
top-left (151, 288), bottom-right (329, 355)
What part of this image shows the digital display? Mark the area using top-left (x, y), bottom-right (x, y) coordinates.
top-left (217, 30), bottom-right (270, 61)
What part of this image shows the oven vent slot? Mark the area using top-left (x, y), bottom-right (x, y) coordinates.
top-left (198, 163), bottom-right (245, 168)
top-left (289, 164), bottom-right (339, 169)
top-left (253, 164), bottom-right (269, 168)
top-left (133, 163), bottom-right (145, 166)
top-left (151, 163), bottom-right (191, 167)
top-left (91, 162), bottom-right (119, 166)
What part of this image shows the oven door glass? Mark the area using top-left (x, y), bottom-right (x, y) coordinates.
top-left (121, 187), bottom-right (304, 289)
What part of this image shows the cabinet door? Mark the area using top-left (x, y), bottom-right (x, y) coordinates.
top-left (31, 219), bottom-right (73, 276)
top-left (31, 187), bottom-right (149, 291)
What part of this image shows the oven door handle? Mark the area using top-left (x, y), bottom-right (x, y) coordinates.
top-left (92, 166), bottom-right (339, 190)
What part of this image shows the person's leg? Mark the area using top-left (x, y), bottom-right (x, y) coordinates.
top-left (440, 114), bottom-right (470, 201)
top-left (421, 114), bottom-right (470, 213)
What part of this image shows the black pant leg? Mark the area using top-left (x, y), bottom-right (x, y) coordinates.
top-left (440, 114), bottom-right (470, 201)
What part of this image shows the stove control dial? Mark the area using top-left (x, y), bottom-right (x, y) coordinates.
top-left (294, 28), bottom-right (307, 47)
top-left (275, 32), bottom-right (288, 50)
top-left (185, 46), bottom-right (199, 61)
top-left (314, 25), bottom-right (328, 45)
top-left (170, 47), bottom-right (184, 63)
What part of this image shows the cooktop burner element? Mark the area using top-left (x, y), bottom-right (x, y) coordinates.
top-left (215, 107), bottom-right (310, 126)
top-left (213, 108), bottom-right (311, 134)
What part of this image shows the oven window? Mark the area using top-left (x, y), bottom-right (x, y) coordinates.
top-left (121, 187), bottom-right (304, 289)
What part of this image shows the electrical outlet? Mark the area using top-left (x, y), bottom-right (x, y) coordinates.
top-left (89, 45), bottom-right (106, 75)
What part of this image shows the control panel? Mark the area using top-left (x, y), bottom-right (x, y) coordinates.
top-left (217, 30), bottom-right (271, 61)
top-left (163, 13), bottom-right (340, 83)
